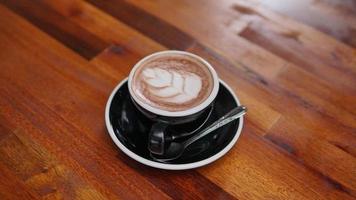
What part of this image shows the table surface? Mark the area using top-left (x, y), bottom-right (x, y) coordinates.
top-left (0, 0), bottom-right (355, 199)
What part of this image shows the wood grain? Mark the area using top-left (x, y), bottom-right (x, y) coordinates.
top-left (0, 0), bottom-right (108, 59)
top-left (0, 0), bottom-right (355, 199)
top-left (255, 0), bottom-right (356, 48)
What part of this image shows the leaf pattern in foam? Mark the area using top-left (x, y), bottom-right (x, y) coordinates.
top-left (142, 68), bottom-right (202, 103)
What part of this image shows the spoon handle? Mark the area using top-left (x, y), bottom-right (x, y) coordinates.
top-left (183, 106), bottom-right (247, 147)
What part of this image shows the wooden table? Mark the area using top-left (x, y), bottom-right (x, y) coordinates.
top-left (0, 0), bottom-right (355, 199)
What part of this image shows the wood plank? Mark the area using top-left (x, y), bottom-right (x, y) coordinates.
top-left (0, 98), bottom-right (131, 200)
top-left (0, 0), bottom-right (108, 59)
top-left (0, 161), bottom-right (41, 200)
top-left (0, 4), bottom-right (116, 93)
top-left (237, 7), bottom-right (356, 93)
top-left (125, 159), bottom-right (236, 200)
top-left (42, 0), bottom-right (165, 55)
top-left (199, 122), bottom-right (355, 200)
top-left (230, 0), bottom-right (356, 82)
top-left (0, 127), bottom-right (110, 200)
top-left (266, 117), bottom-right (356, 194)
top-left (254, 0), bottom-right (356, 48)
top-left (83, 0), bottom-right (193, 50)
top-left (91, 44), bottom-right (144, 77)
top-left (275, 65), bottom-right (356, 115)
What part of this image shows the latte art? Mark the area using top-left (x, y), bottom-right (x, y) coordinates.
top-left (131, 53), bottom-right (215, 112)
top-left (142, 68), bottom-right (202, 104)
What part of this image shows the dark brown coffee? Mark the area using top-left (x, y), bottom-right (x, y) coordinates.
top-left (131, 53), bottom-right (214, 112)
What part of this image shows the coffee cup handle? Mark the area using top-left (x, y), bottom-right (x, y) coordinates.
top-left (148, 122), bottom-right (169, 155)
top-left (171, 104), bottom-right (214, 139)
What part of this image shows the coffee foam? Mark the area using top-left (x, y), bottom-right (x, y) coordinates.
top-left (131, 54), bottom-right (214, 112)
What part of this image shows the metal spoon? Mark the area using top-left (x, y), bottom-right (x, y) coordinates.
top-left (150, 105), bottom-right (247, 162)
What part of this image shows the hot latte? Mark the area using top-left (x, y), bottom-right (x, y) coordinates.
top-left (131, 53), bottom-right (214, 112)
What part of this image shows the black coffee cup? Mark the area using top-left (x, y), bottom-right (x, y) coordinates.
top-left (127, 51), bottom-right (219, 155)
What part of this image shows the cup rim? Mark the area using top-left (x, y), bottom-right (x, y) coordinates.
top-left (105, 78), bottom-right (244, 170)
top-left (128, 50), bottom-right (220, 117)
